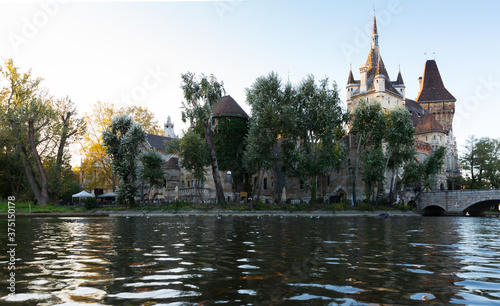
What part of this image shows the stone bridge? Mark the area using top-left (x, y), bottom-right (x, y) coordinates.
top-left (417, 189), bottom-right (500, 216)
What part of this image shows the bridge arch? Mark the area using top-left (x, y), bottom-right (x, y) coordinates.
top-left (421, 205), bottom-right (446, 216)
top-left (417, 190), bottom-right (500, 216)
top-left (464, 199), bottom-right (500, 216)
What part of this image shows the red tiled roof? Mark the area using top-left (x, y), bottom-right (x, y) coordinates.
top-left (212, 95), bottom-right (249, 119)
top-left (416, 60), bottom-right (456, 103)
top-left (164, 157), bottom-right (179, 169)
top-left (414, 113), bottom-right (446, 134)
top-left (414, 139), bottom-right (431, 153)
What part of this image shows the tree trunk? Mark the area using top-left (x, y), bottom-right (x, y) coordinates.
top-left (10, 121), bottom-right (48, 205)
top-left (53, 113), bottom-right (78, 200)
top-left (352, 136), bottom-right (362, 206)
top-left (203, 123), bottom-right (225, 205)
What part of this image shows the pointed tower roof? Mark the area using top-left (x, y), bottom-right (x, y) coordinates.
top-left (416, 60), bottom-right (456, 102)
top-left (414, 113), bottom-right (446, 134)
top-left (347, 68), bottom-right (356, 85)
top-left (372, 14), bottom-right (378, 36)
top-left (395, 69), bottom-right (404, 85)
top-left (212, 95), bottom-right (249, 119)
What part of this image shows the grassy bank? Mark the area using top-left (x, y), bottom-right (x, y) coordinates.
top-left (1, 200), bottom-right (415, 214)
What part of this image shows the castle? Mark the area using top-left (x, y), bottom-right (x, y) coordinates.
top-left (345, 14), bottom-right (460, 196)
top-left (98, 14), bottom-right (461, 204)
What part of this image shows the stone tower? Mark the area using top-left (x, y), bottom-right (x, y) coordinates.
top-left (416, 60), bottom-right (456, 132)
top-left (346, 14), bottom-right (406, 112)
top-left (164, 116), bottom-right (177, 138)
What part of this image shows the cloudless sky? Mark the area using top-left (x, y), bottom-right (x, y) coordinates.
top-left (1, 0), bottom-right (500, 163)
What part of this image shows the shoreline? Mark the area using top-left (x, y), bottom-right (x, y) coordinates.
top-left (2, 210), bottom-right (420, 218)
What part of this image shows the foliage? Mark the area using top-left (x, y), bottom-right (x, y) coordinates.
top-left (102, 114), bottom-right (146, 207)
top-left (178, 128), bottom-right (210, 184)
top-left (351, 100), bottom-right (386, 203)
top-left (361, 146), bottom-right (385, 197)
top-left (382, 107), bottom-right (416, 202)
top-left (0, 58), bottom-right (85, 204)
top-left (214, 117), bottom-right (249, 186)
top-left (460, 136), bottom-right (500, 189)
top-left (280, 75), bottom-right (348, 205)
top-left (84, 197), bottom-right (98, 210)
top-left (244, 72), bottom-right (289, 203)
top-left (401, 146), bottom-right (446, 192)
top-left (180, 72), bottom-right (226, 204)
top-left (80, 101), bottom-right (163, 192)
top-left (140, 150), bottom-right (165, 201)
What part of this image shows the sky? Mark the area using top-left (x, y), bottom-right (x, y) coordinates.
top-left (1, 0), bottom-right (500, 164)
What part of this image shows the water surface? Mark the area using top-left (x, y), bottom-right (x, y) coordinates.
top-left (1, 215), bottom-right (500, 305)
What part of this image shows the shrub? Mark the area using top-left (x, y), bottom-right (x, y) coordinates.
top-left (84, 197), bottom-right (98, 210)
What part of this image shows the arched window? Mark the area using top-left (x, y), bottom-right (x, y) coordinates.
top-left (182, 181), bottom-right (185, 188)
top-left (263, 178), bottom-right (268, 190)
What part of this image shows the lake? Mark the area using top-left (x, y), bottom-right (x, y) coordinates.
top-left (1, 215), bottom-right (500, 305)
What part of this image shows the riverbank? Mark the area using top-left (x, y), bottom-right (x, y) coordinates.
top-left (2, 209), bottom-right (420, 218)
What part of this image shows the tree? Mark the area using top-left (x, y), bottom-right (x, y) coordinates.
top-left (52, 97), bottom-right (86, 197)
top-left (180, 72), bottom-right (226, 204)
top-left (140, 150), bottom-right (165, 202)
top-left (80, 101), bottom-right (162, 192)
top-left (350, 100), bottom-right (386, 204)
top-left (382, 107), bottom-right (415, 203)
top-left (102, 114), bottom-right (146, 207)
top-left (178, 128), bottom-right (210, 187)
top-left (401, 146), bottom-right (446, 197)
top-left (360, 146), bottom-right (385, 201)
top-left (244, 72), bottom-right (289, 204)
top-left (460, 136), bottom-right (500, 189)
top-left (280, 75), bottom-right (348, 206)
top-left (0, 59), bottom-right (85, 204)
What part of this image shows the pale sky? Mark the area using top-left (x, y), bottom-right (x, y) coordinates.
top-left (1, 0), bottom-right (499, 163)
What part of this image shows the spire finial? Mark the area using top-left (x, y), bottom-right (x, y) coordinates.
top-left (372, 9), bottom-right (379, 47)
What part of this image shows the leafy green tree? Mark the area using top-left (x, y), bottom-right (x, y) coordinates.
top-left (401, 146), bottom-right (446, 196)
top-left (0, 59), bottom-right (85, 204)
top-left (382, 107), bottom-right (415, 203)
top-left (178, 128), bottom-right (210, 186)
top-left (244, 72), bottom-right (289, 204)
top-left (180, 72), bottom-right (226, 204)
top-left (361, 146), bottom-right (385, 201)
top-left (140, 150), bottom-right (165, 202)
top-left (281, 75), bottom-right (348, 206)
top-left (350, 100), bottom-right (386, 204)
top-left (80, 101), bottom-right (163, 192)
top-left (461, 136), bottom-right (500, 189)
top-left (102, 114), bottom-right (146, 207)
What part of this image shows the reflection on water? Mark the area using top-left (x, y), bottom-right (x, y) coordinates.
top-left (1, 216), bottom-right (500, 305)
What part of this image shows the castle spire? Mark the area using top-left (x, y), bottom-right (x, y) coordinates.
top-left (372, 11), bottom-right (379, 48)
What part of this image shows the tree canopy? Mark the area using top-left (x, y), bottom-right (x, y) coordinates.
top-left (102, 114), bottom-right (146, 207)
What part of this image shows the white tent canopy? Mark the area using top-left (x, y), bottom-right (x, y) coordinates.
top-left (72, 190), bottom-right (93, 198)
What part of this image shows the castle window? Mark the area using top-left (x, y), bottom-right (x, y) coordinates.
top-left (226, 171), bottom-right (232, 183)
top-left (263, 178), bottom-right (268, 190)
top-left (182, 181), bottom-right (185, 188)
